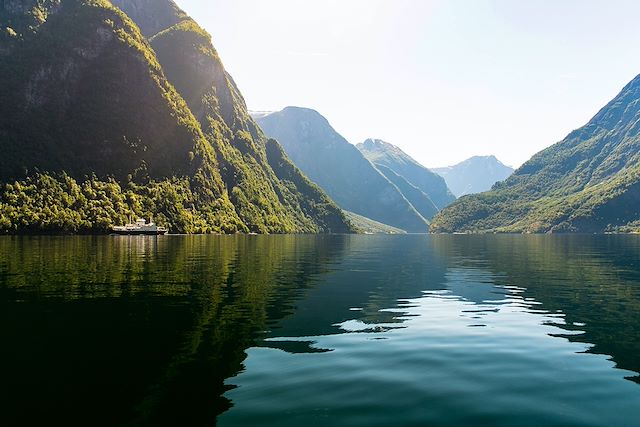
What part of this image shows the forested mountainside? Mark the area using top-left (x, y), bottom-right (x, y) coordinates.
top-left (343, 211), bottom-right (406, 234)
top-left (431, 74), bottom-right (640, 233)
top-left (357, 139), bottom-right (455, 210)
top-left (432, 156), bottom-right (514, 197)
top-left (257, 107), bottom-right (430, 233)
top-left (0, 0), bottom-right (353, 234)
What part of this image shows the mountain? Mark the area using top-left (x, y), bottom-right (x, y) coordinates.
top-left (431, 74), bottom-right (640, 234)
top-left (432, 156), bottom-right (514, 197)
top-left (356, 139), bottom-right (455, 209)
top-left (374, 164), bottom-right (439, 220)
top-left (111, 0), bottom-right (186, 36)
top-left (0, 0), bottom-right (353, 234)
top-left (256, 107), bottom-right (430, 232)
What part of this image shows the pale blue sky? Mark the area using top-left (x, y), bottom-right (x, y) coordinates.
top-left (180, 0), bottom-right (640, 168)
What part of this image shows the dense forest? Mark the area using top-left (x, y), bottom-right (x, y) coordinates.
top-left (0, 0), bottom-right (354, 234)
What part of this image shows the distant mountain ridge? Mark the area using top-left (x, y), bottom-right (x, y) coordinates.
top-left (431, 73), bottom-right (640, 233)
top-left (357, 139), bottom-right (456, 209)
top-left (257, 107), bottom-right (431, 232)
top-left (432, 156), bottom-right (514, 197)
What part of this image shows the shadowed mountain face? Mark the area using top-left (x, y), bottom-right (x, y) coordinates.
top-left (257, 107), bottom-right (430, 233)
top-left (432, 74), bottom-right (640, 233)
top-left (357, 139), bottom-right (456, 210)
top-left (1, 0), bottom-right (208, 182)
top-left (432, 156), bottom-right (514, 197)
top-left (375, 164), bottom-right (439, 220)
top-left (0, 0), bottom-right (352, 234)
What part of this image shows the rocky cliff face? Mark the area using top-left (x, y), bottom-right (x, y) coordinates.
top-left (1, 0), bottom-right (62, 32)
top-left (1, 0), bottom-right (62, 55)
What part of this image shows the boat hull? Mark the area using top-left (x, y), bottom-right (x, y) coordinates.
top-left (111, 230), bottom-right (167, 236)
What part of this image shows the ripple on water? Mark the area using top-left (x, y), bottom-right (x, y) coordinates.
top-left (221, 268), bottom-right (640, 427)
top-left (2, 235), bottom-right (640, 426)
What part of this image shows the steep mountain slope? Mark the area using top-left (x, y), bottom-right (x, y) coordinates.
top-left (0, 0), bottom-right (209, 181)
top-left (257, 107), bottom-right (430, 232)
top-left (0, 0), bottom-right (352, 234)
top-left (432, 156), bottom-right (514, 197)
top-left (431, 74), bottom-right (640, 233)
top-left (1, 0), bottom-right (64, 41)
top-left (143, 8), bottom-right (351, 233)
top-left (375, 164), bottom-right (439, 220)
top-left (357, 139), bottom-right (455, 209)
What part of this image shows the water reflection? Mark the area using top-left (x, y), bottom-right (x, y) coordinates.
top-left (1, 235), bottom-right (639, 426)
top-left (0, 235), bottom-right (348, 426)
top-left (430, 235), bottom-right (640, 383)
top-left (221, 237), bottom-right (640, 426)
top-left (261, 235), bottom-right (447, 341)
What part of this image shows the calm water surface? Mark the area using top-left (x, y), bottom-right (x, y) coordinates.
top-left (1, 235), bottom-right (639, 426)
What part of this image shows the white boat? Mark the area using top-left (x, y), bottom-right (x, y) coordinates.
top-left (112, 218), bottom-right (168, 236)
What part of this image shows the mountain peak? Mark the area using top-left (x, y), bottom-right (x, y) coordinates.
top-left (259, 107), bottom-right (338, 146)
top-left (432, 156), bottom-right (514, 197)
top-left (280, 106), bottom-right (326, 119)
top-left (359, 138), bottom-right (399, 152)
top-left (110, 0), bottom-right (187, 36)
top-left (262, 106), bottom-right (329, 123)
top-left (361, 138), bottom-right (386, 147)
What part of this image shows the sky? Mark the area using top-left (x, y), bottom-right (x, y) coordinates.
top-left (179, 0), bottom-right (640, 168)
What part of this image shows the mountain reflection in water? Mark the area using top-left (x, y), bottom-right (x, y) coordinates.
top-left (1, 235), bottom-right (639, 426)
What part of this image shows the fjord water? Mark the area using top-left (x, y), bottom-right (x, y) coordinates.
top-left (1, 235), bottom-right (639, 426)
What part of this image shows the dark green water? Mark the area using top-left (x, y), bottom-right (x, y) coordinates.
top-left (1, 235), bottom-right (639, 426)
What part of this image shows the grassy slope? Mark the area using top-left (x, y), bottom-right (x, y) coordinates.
top-left (432, 74), bottom-right (640, 233)
top-left (343, 211), bottom-right (406, 234)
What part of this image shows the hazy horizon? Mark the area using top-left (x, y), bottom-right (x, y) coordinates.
top-left (180, 0), bottom-right (640, 168)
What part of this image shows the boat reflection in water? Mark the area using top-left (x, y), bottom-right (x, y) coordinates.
top-left (111, 218), bottom-right (168, 235)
